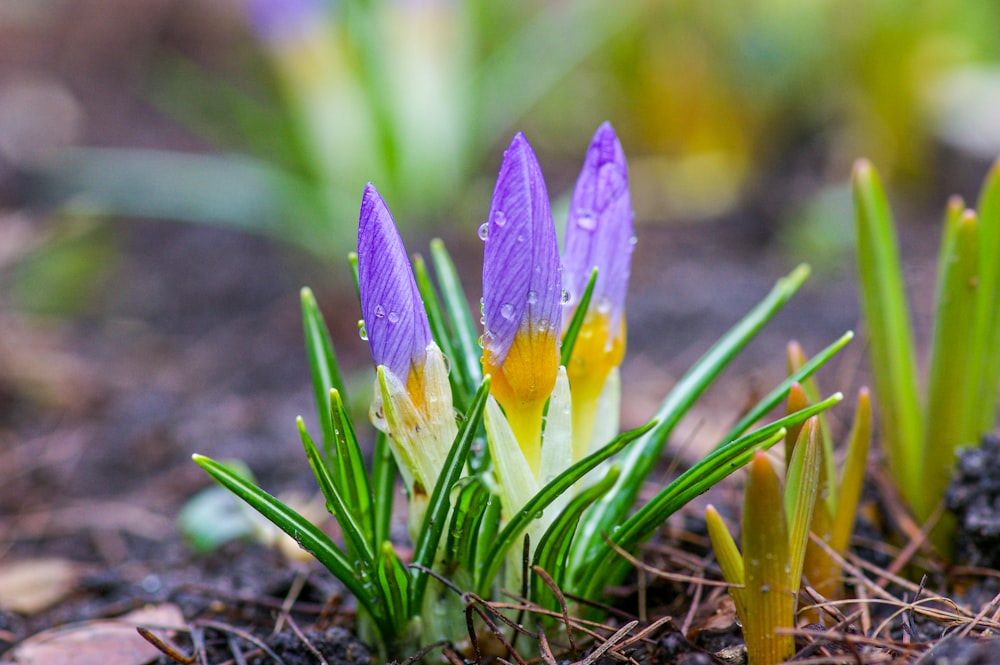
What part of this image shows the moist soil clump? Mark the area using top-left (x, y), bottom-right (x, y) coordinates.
top-left (946, 434), bottom-right (1000, 570)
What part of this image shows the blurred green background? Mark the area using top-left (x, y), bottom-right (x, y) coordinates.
top-left (2, 0), bottom-right (1000, 313)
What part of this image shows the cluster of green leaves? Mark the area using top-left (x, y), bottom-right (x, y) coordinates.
top-left (854, 158), bottom-right (1000, 553)
top-left (785, 345), bottom-right (871, 604)
top-left (704, 357), bottom-right (870, 665)
top-left (193, 241), bottom-right (849, 655)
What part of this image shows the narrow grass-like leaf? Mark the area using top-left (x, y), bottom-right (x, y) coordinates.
top-left (742, 453), bottom-right (795, 665)
top-left (576, 264), bottom-right (811, 568)
top-left (705, 505), bottom-right (745, 617)
top-left (786, 342), bottom-right (837, 506)
top-left (429, 239), bottom-right (482, 399)
top-left (576, 426), bottom-right (785, 600)
top-left (853, 160), bottom-right (922, 508)
top-left (919, 210), bottom-right (978, 535)
top-left (830, 389), bottom-right (872, 553)
top-left (532, 465), bottom-right (620, 605)
top-left (722, 331), bottom-right (853, 448)
top-left (784, 418), bottom-right (820, 595)
top-left (475, 494), bottom-right (503, 573)
top-left (298, 419), bottom-right (376, 571)
top-left (974, 160), bottom-right (1000, 435)
top-left (560, 268), bottom-right (598, 367)
top-left (372, 431), bottom-right (396, 548)
top-left (578, 392), bottom-right (842, 600)
top-left (444, 477), bottom-right (491, 567)
top-left (413, 254), bottom-right (469, 410)
top-left (410, 378), bottom-right (491, 607)
top-left (329, 389), bottom-right (374, 540)
top-left (348, 252), bottom-right (360, 301)
top-left (191, 454), bottom-right (384, 626)
top-left (301, 288), bottom-right (347, 456)
top-left (783, 382), bottom-right (809, 468)
top-left (376, 541), bottom-right (410, 630)
top-left (477, 420), bottom-right (655, 597)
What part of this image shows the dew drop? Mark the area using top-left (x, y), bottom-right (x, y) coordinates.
top-left (494, 210), bottom-right (507, 227)
top-left (596, 298), bottom-right (612, 315)
top-left (374, 304), bottom-right (386, 319)
top-left (477, 334), bottom-right (485, 349)
top-left (478, 222), bottom-right (489, 241)
top-left (500, 303), bottom-right (515, 320)
top-left (387, 311), bottom-right (400, 323)
top-left (629, 234), bottom-right (638, 247)
top-left (576, 215), bottom-right (597, 231)
top-left (527, 290), bottom-right (538, 305)
top-left (357, 320), bottom-right (368, 341)
top-left (560, 289), bottom-right (571, 304)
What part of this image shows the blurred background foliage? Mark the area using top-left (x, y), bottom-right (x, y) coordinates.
top-left (2, 0), bottom-right (1000, 313)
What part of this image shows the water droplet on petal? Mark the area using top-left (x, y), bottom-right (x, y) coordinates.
top-left (500, 303), bottom-right (515, 320)
top-left (527, 290), bottom-right (538, 305)
top-left (374, 305), bottom-right (386, 318)
top-left (478, 222), bottom-right (489, 241)
top-left (387, 311), bottom-right (400, 323)
top-left (576, 215), bottom-right (596, 231)
top-left (357, 320), bottom-right (368, 341)
top-left (560, 289), bottom-right (571, 304)
top-left (629, 235), bottom-right (638, 247)
top-left (477, 334), bottom-right (485, 348)
top-left (494, 210), bottom-right (507, 227)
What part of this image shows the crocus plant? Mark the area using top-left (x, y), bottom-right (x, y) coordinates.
top-left (853, 158), bottom-right (1000, 554)
top-left (706, 419), bottom-right (822, 665)
top-left (193, 123), bottom-right (850, 658)
top-left (784, 344), bottom-right (871, 605)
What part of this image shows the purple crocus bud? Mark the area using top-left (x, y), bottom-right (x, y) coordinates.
top-left (562, 122), bottom-right (634, 462)
top-left (246, 0), bottom-right (324, 44)
top-left (562, 121), bottom-right (634, 334)
top-left (357, 183), bottom-right (433, 389)
top-left (481, 133), bottom-right (561, 473)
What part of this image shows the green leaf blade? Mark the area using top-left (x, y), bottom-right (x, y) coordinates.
top-left (852, 159), bottom-right (922, 508)
top-left (301, 287), bottom-right (348, 456)
top-left (409, 377), bottom-right (491, 607)
top-left (192, 454), bottom-right (385, 628)
top-left (574, 264), bottom-right (812, 570)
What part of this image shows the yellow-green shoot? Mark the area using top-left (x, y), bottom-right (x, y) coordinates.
top-left (706, 418), bottom-right (823, 665)
top-left (853, 158), bottom-right (1000, 554)
top-left (785, 344), bottom-right (872, 603)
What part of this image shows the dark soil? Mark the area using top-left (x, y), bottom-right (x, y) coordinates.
top-left (947, 434), bottom-right (1000, 570)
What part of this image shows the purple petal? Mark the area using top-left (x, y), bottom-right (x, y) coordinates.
top-left (357, 183), bottom-right (432, 382)
top-left (562, 122), bottom-right (634, 330)
top-left (482, 134), bottom-right (562, 365)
